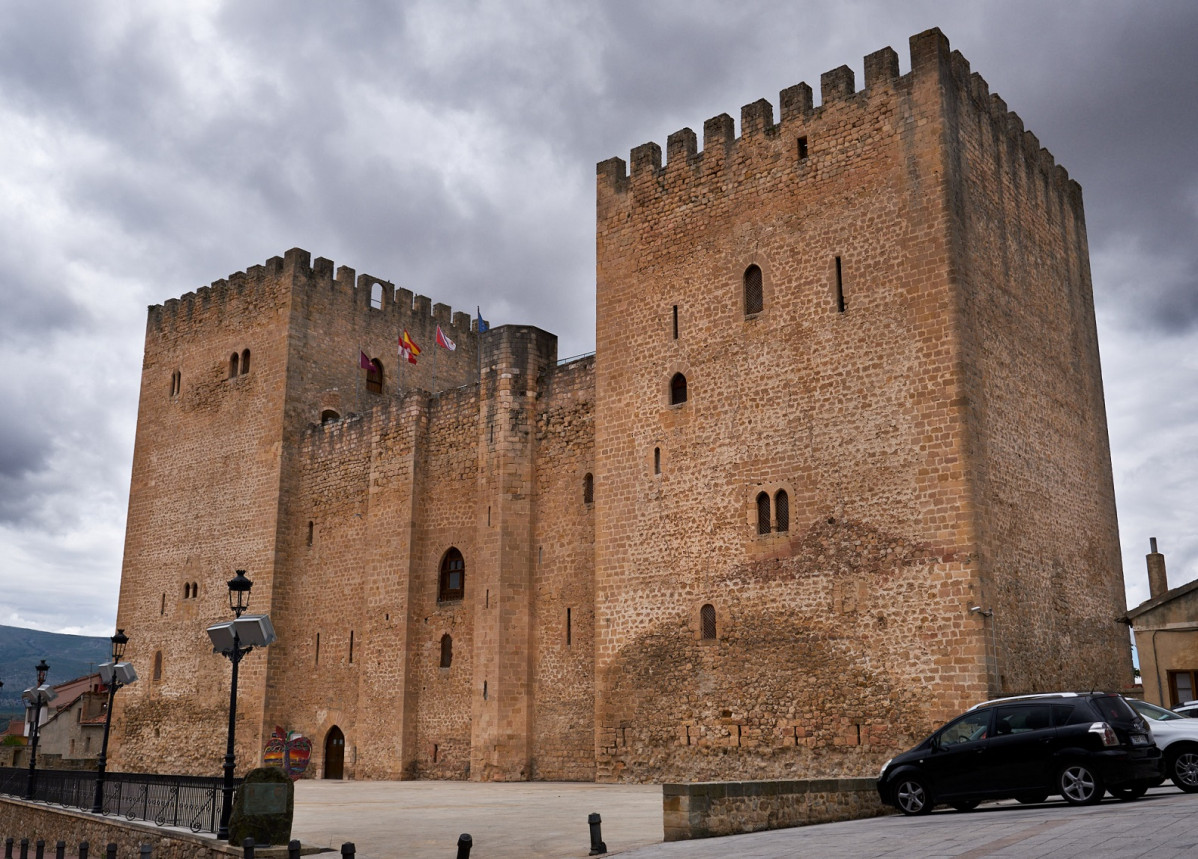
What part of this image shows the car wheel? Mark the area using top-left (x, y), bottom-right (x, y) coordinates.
top-left (949, 799), bottom-right (980, 812)
top-left (894, 776), bottom-right (933, 816)
top-left (1108, 785), bottom-right (1148, 801)
top-left (1015, 793), bottom-right (1048, 804)
top-left (1058, 763), bottom-right (1103, 805)
top-left (1169, 748), bottom-right (1198, 793)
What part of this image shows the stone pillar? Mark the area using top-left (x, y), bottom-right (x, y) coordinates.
top-left (470, 325), bottom-right (557, 780)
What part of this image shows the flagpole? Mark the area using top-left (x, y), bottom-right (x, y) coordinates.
top-left (431, 335), bottom-right (437, 396)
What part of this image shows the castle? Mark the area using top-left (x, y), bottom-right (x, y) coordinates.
top-left (110, 28), bottom-right (1132, 783)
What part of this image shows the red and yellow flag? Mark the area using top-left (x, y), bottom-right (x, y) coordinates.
top-left (400, 330), bottom-right (421, 364)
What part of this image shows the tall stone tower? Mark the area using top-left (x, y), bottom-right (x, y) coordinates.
top-left (109, 250), bottom-right (482, 774)
top-left (593, 28), bottom-right (1126, 781)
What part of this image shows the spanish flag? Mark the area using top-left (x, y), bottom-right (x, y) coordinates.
top-left (399, 330), bottom-right (421, 364)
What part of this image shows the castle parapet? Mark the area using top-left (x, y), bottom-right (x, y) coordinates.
top-left (146, 247), bottom-right (478, 344)
top-left (597, 27), bottom-right (1082, 218)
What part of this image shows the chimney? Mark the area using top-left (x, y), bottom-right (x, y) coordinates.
top-left (1147, 537), bottom-right (1168, 599)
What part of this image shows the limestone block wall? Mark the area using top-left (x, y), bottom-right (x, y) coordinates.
top-left (531, 356), bottom-right (597, 780)
top-left (942, 51), bottom-right (1131, 693)
top-left (112, 257), bottom-right (295, 775)
top-left (593, 29), bottom-right (989, 782)
top-left (662, 778), bottom-right (887, 841)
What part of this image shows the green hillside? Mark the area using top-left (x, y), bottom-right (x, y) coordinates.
top-left (0, 625), bottom-right (111, 719)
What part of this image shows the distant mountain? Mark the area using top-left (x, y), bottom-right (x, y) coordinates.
top-left (0, 625), bottom-right (111, 718)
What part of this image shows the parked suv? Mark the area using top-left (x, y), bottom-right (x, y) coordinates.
top-left (878, 692), bottom-right (1163, 815)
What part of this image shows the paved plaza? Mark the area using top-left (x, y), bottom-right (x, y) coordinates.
top-left (291, 781), bottom-right (1198, 859)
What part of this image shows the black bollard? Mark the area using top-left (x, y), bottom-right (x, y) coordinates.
top-left (4, 835), bottom-right (11, 859)
top-left (456, 833), bottom-right (472, 859)
top-left (139, 846), bottom-right (152, 859)
top-left (79, 842), bottom-right (89, 859)
top-left (105, 844), bottom-right (116, 859)
top-left (242, 836), bottom-right (255, 858)
top-left (34, 839), bottom-right (43, 859)
top-left (287, 840), bottom-right (301, 859)
top-left (340, 844), bottom-right (355, 858)
top-left (18, 837), bottom-right (28, 859)
top-left (55, 843), bottom-right (64, 859)
top-left (588, 812), bottom-right (607, 855)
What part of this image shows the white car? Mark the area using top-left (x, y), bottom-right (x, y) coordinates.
top-left (1127, 699), bottom-right (1198, 792)
top-left (1174, 700), bottom-right (1198, 719)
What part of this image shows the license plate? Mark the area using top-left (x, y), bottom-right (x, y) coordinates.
top-left (1132, 734), bottom-right (1149, 746)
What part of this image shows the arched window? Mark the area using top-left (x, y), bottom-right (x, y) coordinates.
top-left (440, 634), bottom-right (453, 668)
top-left (583, 473), bottom-right (594, 505)
top-left (439, 548), bottom-right (465, 602)
top-left (756, 492), bottom-right (771, 535)
top-left (228, 352), bottom-right (239, 379)
top-left (321, 409), bottom-right (340, 424)
top-left (152, 651), bottom-right (163, 681)
top-left (700, 604), bottom-right (717, 640)
top-left (240, 349), bottom-right (251, 375)
top-left (170, 370), bottom-right (181, 397)
top-left (744, 264), bottom-right (764, 316)
top-left (370, 282), bottom-right (383, 309)
top-left (366, 358), bottom-right (384, 395)
top-left (774, 490), bottom-right (789, 533)
top-left (670, 373), bottom-right (687, 405)
top-left (183, 583), bottom-right (190, 599)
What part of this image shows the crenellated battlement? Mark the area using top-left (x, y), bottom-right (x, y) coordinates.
top-left (147, 247), bottom-right (480, 341)
top-left (597, 28), bottom-right (1082, 216)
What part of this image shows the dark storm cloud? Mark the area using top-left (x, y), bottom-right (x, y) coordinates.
top-left (0, 1), bottom-right (1195, 631)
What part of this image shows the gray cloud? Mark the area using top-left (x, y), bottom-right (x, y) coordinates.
top-left (0, 0), bottom-right (1195, 635)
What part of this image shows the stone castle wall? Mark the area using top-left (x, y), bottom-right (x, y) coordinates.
top-left (593, 30), bottom-right (989, 782)
top-left (942, 49), bottom-right (1129, 692)
top-left (110, 27), bottom-right (1129, 784)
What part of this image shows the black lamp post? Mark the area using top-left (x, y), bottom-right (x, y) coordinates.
top-left (218, 570), bottom-right (253, 841)
top-left (26, 659), bottom-right (49, 800)
top-left (91, 629), bottom-right (130, 813)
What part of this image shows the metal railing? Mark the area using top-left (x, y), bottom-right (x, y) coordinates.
top-left (0, 767), bottom-right (239, 834)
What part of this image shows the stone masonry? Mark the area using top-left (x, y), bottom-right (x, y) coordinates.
top-left (109, 29), bottom-right (1131, 785)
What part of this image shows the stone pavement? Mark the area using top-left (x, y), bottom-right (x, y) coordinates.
top-left (291, 780), bottom-right (662, 858)
top-left (291, 781), bottom-right (1198, 859)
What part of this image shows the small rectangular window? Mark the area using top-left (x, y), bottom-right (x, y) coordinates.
top-left (567, 608), bottom-right (572, 646)
top-left (349, 630), bottom-right (354, 664)
top-left (654, 447), bottom-right (661, 475)
top-left (672, 305), bottom-right (679, 340)
top-left (798, 136), bottom-right (808, 160)
top-left (315, 633), bottom-right (321, 666)
top-left (835, 256), bottom-right (845, 313)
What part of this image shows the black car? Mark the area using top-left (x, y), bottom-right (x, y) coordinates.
top-left (877, 692), bottom-right (1164, 815)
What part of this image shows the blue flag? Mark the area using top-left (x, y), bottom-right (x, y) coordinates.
top-left (477, 307), bottom-right (489, 333)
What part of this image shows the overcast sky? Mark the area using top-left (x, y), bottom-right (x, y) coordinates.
top-left (1, 1), bottom-right (1195, 643)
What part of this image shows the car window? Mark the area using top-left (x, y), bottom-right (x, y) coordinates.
top-left (1134, 700), bottom-right (1183, 721)
top-left (1052, 703), bottom-right (1089, 726)
top-left (994, 704), bottom-right (1053, 734)
top-left (938, 711), bottom-right (990, 746)
top-left (1090, 695), bottom-right (1138, 725)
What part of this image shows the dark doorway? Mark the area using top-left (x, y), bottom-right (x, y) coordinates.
top-left (324, 726), bottom-right (345, 779)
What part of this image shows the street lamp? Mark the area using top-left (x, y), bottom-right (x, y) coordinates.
top-left (23, 659), bottom-right (53, 800)
top-left (92, 629), bottom-right (137, 813)
top-left (207, 570), bottom-right (276, 842)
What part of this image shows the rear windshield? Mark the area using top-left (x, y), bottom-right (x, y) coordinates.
top-left (1088, 695), bottom-right (1138, 725)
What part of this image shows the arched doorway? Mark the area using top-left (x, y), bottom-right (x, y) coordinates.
top-left (323, 726), bottom-right (345, 780)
